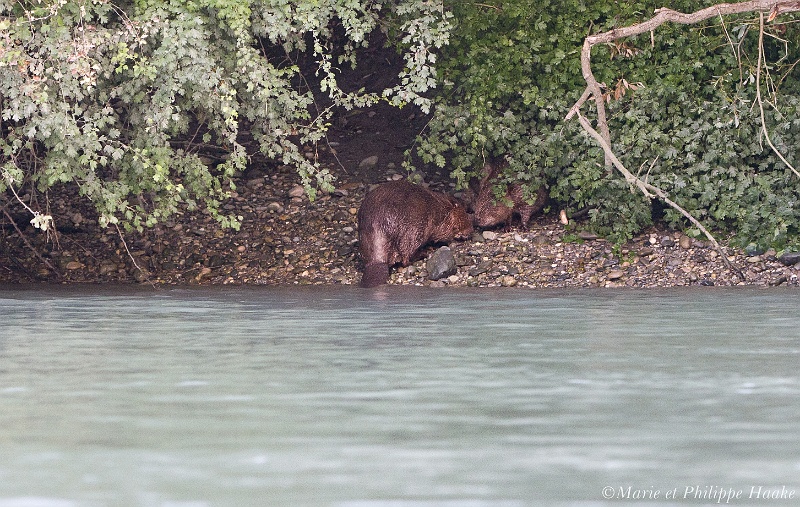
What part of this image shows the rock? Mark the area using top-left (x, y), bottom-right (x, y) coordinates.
top-left (98, 261), bottom-right (117, 275)
top-left (661, 237), bottom-right (675, 247)
top-left (246, 178), bottom-right (264, 189)
top-left (679, 235), bottom-right (692, 249)
top-left (288, 185), bottom-right (305, 198)
top-left (607, 269), bottom-right (624, 280)
top-left (771, 275), bottom-right (788, 286)
top-left (267, 202), bottom-right (284, 213)
top-left (482, 230), bottom-right (498, 241)
top-left (426, 246), bottom-right (457, 281)
top-left (778, 251), bottom-right (800, 266)
top-left (133, 269), bottom-right (151, 283)
top-left (578, 231), bottom-right (598, 241)
top-left (332, 210), bottom-right (351, 221)
top-left (358, 155), bottom-right (379, 170)
top-left (500, 275), bottom-right (517, 287)
top-left (745, 243), bottom-right (765, 256)
top-left (65, 261), bottom-right (83, 270)
top-left (469, 260), bottom-right (493, 276)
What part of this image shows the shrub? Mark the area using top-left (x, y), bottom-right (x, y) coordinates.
top-left (413, 1), bottom-right (800, 248)
top-left (0, 0), bottom-right (451, 231)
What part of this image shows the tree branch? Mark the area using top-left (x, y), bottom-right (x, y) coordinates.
top-left (754, 11), bottom-right (800, 177)
top-left (563, 1), bottom-right (800, 281)
top-left (566, 0), bottom-right (800, 125)
top-left (575, 112), bottom-right (745, 280)
top-left (2, 207), bottom-right (62, 280)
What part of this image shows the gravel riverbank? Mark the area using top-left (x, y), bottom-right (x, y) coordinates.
top-left (2, 160), bottom-right (799, 288)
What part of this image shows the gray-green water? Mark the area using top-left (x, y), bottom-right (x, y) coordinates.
top-left (1, 286), bottom-right (799, 506)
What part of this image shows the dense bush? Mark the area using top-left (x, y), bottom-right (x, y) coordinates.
top-left (0, 0), bottom-right (450, 231)
top-left (5, 1), bottom-right (800, 251)
top-left (414, 1), bottom-right (800, 248)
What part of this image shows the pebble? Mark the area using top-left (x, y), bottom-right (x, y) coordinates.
top-left (358, 155), bottom-right (379, 169)
top-left (98, 261), bottom-right (117, 275)
top-left (267, 202), bottom-right (284, 213)
top-left (500, 275), bottom-right (517, 287)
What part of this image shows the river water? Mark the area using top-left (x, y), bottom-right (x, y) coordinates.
top-left (0, 286), bottom-right (798, 507)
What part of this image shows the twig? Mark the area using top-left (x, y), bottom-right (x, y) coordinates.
top-left (755, 12), bottom-right (800, 177)
top-left (1, 207), bottom-right (62, 279)
top-left (114, 224), bottom-right (154, 286)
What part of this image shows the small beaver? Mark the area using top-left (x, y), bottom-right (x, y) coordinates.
top-left (473, 161), bottom-right (547, 229)
top-left (357, 180), bottom-right (473, 287)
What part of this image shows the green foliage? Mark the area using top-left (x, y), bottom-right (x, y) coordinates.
top-left (0, 0), bottom-right (450, 231)
top-left (414, 1), bottom-right (800, 248)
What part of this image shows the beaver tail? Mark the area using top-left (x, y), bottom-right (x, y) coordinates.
top-left (360, 262), bottom-right (390, 288)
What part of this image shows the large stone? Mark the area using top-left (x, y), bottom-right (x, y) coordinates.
top-left (358, 155), bottom-right (379, 170)
top-left (500, 275), bottom-right (517, 287)
top-left (426, 246), bottom-right (457, 281)
top-left (468, 260), bottom-right (493, 277)
top-left (778, 251), bottom-right (800, 266)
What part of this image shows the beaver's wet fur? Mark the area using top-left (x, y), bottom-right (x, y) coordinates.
top-left (357, 180), bottom-right (473, 287)
top-left (473, 161), bottom-right (547, 229)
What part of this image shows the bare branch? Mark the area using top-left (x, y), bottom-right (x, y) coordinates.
top-left (755, 12), bottom-right (800, 177)
top-left (566, 0), bottom-right (800, 124)
top-left (575, 112), bottom-right (745, 280)
top-left (2, 208), bottom-right (62, 280)
top-left (563, 1), bottom-right (800, 280)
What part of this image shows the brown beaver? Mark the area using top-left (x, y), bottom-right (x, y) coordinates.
top-left (357, 180), bottom-right (473, 287)
top-left (472, 160), bottom-right (547, 229)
